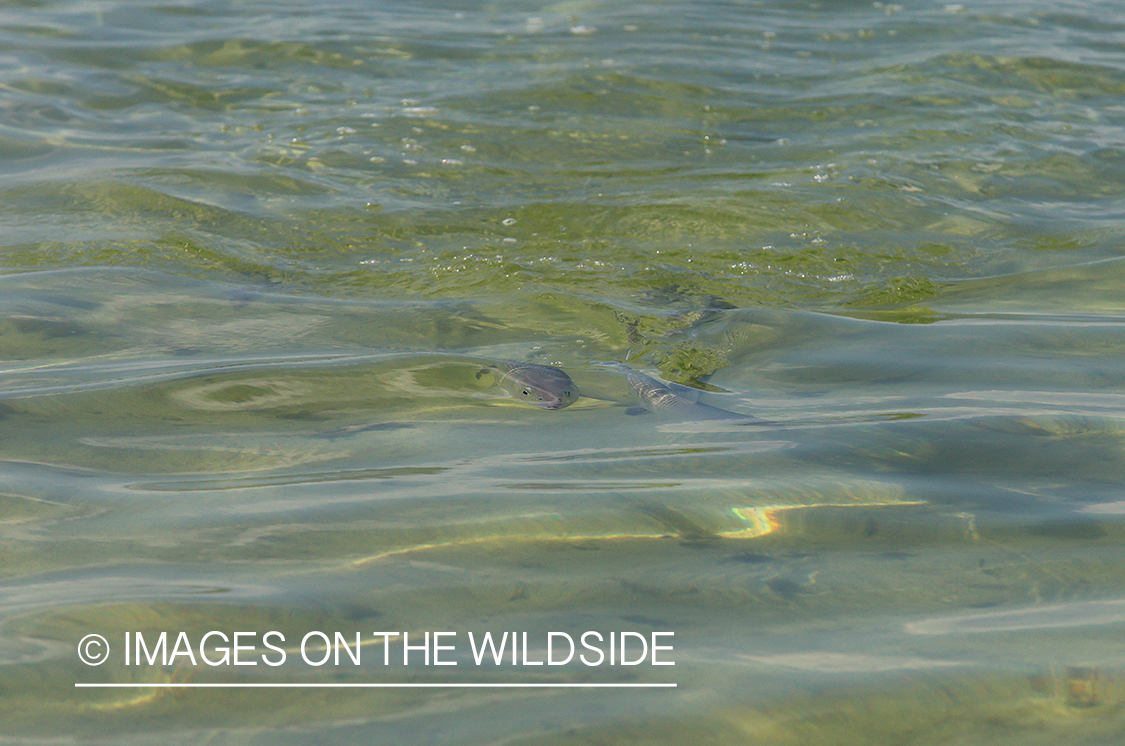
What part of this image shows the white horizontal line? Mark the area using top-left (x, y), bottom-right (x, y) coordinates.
top-left (75, 682), bottom-right (676, 689)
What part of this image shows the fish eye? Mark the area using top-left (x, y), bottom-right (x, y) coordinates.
top-left (522, 389), bottom-right (531, 396)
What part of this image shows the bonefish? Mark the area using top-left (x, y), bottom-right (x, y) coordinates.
top-left (478, 361), bottom-right (580, 410)
top-left (608, 363), bottom-right (758, 421)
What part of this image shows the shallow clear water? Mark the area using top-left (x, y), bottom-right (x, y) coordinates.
top-left (2, 1), bottom-right (1124, 743)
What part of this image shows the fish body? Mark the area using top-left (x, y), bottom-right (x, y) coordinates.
top-left (478, 359), bottom-right (753, 421)
top-left (482, 361), bottom-right (579, 410)
top-left (613, 364), bottom-right (756, 421)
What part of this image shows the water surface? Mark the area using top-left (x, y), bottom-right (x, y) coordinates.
top-left (1, 1), bottom-right (1124, 743)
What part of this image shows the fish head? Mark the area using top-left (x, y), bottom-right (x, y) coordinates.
top-left (503, 365), bottom-right (580, 409)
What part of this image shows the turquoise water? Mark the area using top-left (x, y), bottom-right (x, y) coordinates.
top-left (2, 1), bottom-right (1125, 743)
